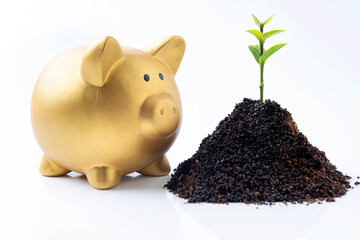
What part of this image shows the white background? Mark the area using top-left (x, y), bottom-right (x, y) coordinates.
top-left (0, 0), bottom-right (359, 239)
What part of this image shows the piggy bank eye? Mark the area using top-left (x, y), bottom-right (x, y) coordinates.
top-left (159, 73), bottom-right (164, 80)
top-left (144, 74), bottom-right (150, 82)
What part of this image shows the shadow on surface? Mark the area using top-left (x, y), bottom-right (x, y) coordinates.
top-left (47, 171), bottom-right (171, 191)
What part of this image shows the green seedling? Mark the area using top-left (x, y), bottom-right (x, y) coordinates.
top-left (247, 14), bottom-right (287, 103)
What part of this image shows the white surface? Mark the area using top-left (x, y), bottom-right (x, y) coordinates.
top-left (0, 0), bottom-right (359, 239)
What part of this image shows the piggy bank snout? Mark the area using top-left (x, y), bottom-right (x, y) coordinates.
top-left (154, 99), bottom-right (180, 135)
top-left (140, 95), bottom-right (180, 139)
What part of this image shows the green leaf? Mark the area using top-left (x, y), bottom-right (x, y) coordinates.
top-left (252, 14), bottom-right (261, 27)
top-left (248, 45), bottom-right (261, 63)
top-left (259, 43), bottom-right (287, 65)
top-left (263, 14), bottom-right (275, 25)
top-left (263, 30), bottom-right (284, 40)
top-left (246, 30), bottom-right (265, 43)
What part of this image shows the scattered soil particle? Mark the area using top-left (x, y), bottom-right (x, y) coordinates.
top-left (165, 99), bottom-right (351, 204)
top-left (355, 182), bottom-right (360, 186)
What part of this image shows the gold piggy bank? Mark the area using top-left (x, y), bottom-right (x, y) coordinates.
top-left (31, 35), bottom-right (185, 189)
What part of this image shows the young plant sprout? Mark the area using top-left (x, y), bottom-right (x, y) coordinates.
top-left (247, 14), bottom-right (287, 103)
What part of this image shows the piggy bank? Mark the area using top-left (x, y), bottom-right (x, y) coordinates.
top-left (31, 35), bottom-right (185, 189)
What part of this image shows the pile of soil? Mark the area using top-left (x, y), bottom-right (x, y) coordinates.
top-left (165, 99), bottom-right (351, 204)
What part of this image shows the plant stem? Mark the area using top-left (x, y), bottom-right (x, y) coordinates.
top-left (259, 24), bottom-right (264, 103)
top-left (260, 63), bottom-right (264, 103)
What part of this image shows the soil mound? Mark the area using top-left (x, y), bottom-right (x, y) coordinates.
top-left (165, 99), bottom-right (350, 204)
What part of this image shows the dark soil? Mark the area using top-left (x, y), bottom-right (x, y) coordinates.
top-left (165, 99), bottom-right (351, 204)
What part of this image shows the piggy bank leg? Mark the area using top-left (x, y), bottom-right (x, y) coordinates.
top-left (137, 155), bottom-right (171, 176)
top-left (39, 155), bottom-right (70, 176)
top-left (85, 166), bottom-right (122, 190)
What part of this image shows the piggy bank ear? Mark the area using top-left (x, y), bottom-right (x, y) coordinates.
top-left (81, 36), bottom-right (123, 87)
top-left (143, 36), bottom-right (186, 75)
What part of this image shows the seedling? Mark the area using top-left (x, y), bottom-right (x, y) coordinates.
top-left (247, 14), bottom-right (287, 103)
